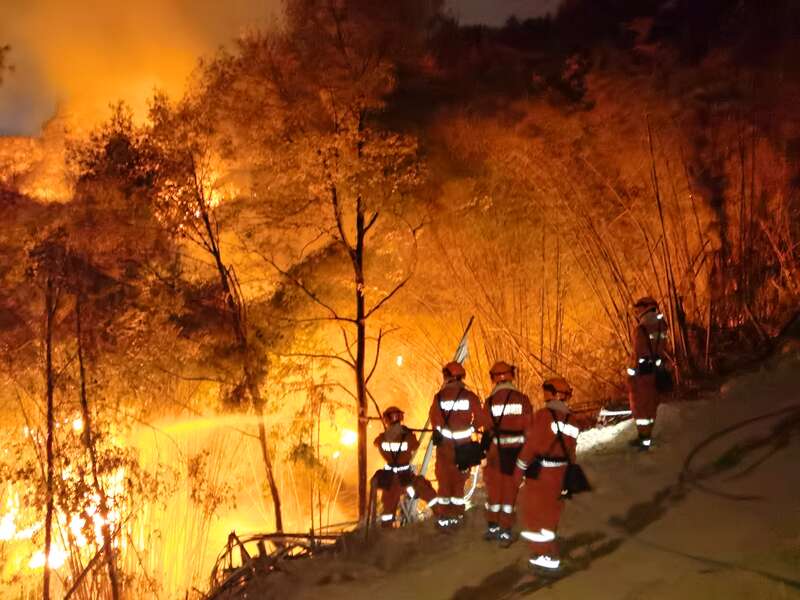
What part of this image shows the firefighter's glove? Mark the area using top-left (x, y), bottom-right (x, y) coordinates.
top-left (480, 431), bottom-right (493, 451)
top-left (431, 429), bottom-right (443, 447)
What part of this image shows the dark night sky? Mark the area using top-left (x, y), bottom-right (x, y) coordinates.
top-left (0, 0), bottom-right (559, 136)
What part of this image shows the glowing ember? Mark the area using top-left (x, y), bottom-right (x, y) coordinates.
top-left (72, 418), bottom-right (84, 432)
top-left (340, 429), bottom-right (357, 447)
top-left (0, 511), bottom-right (15, 541)
top-left (396, 355), bottom-right (404, 367)
top-left (29, 546), bottom-right (68, 570)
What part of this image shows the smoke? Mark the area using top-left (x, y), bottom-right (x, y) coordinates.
top-left (0, 0), bottom-right (558, 136)
top-left (449, 0), bottom-right (561, 25)
top-left (0, 0), bottom-right (281, 135)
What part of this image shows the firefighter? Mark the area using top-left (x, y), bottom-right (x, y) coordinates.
top-left (429, 361), bottom-right (489, 530)
top-left (627, 296), bottom-right (670, 449)
top-left (372, 406), bottom-right (436, 528)
top-left (513, 377), bottom-right (579, 575)
top-left (482, 361), bottom-right (532, 546)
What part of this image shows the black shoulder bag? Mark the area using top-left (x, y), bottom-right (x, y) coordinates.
top-left (374, 430), bottom-right (410, 490)
top-left (431, 392), bottom-right (444, 446)
top-left (642, 324), bottom-right (674, 394)
top-left (490, 390), bottom-right (523, 475)
top-left (438, 393), bottom-right (484, 471)
top-left (551, 412), bottom-right (591, 499)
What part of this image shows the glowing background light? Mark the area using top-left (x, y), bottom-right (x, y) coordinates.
top-left (0, 511), bottom-right (15, 541)
top-left (340, 429), bottom-right (357, 447)
top-left (29, 547), bottom-right (68, 570)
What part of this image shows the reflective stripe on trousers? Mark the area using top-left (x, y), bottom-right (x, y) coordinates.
top-left (521, 528), bottom-right (556, 542)
top-left (485, 503), bottom-right (514, 514)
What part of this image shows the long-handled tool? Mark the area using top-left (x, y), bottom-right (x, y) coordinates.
top-left (402, 316), bottom-right (475, 523)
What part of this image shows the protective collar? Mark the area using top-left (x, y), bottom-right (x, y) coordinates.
top-left (441, 379), bottom-right (465, 391)
top-left (491, 381), bottom-right (517, 395)
top-left (545, 399), bottom-right (570, 414)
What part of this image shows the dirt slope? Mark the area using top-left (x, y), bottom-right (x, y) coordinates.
top-left (251, 347), bottom-right (800, 600)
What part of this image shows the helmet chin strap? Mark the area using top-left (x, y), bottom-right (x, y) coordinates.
top-left (642, 308), bottom-right (659, 321)
top-left (639, 307), bottom-right (658, 320)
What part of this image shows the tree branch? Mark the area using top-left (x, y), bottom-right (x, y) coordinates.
top-left (257, 250), bottom-right (355, 323)
top-left (340, 326), bottom-right (356, 363)
top-left (364, 211), bottom-right (379, 234)
top-left (330, 185), bottom-right (356, 262)
top-left (364, 276), bottom-right (410, 320)
top-left (153, 364), bottom-right (230, 384)
top-left (278, 315), bottom-right (355, 325)
top-left (276, 351), bottom-right (356, 370)
top-left (365, 328), bottom-right (383, 385)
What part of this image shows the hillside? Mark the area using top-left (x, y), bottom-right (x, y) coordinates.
top-left (246, 343), bottom-right (800, 599)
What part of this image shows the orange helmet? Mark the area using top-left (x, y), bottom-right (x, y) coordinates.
top-left (489, 361), bottom-right (516, 382)
top-left (442, 361), bottom-right (466, 380)
top-left (382, 406), bottom-right (404, 422)
top-left (634, 296), bottom-right (659, 318)
top-left (543, 376), bottom-right (573, 397)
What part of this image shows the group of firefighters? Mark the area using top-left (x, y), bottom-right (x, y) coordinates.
top-left (372, 296), bottom-right (671, 576)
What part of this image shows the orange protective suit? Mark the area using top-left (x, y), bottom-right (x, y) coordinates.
top-left (513, 401), bottom-right (579, 572)
top-left (373, 426), bottom-right (436, 527)
top-left (483, 383), bottom-right (532, 530)
top-left (429, 380), bottom-right (489, 525)
top-left (628, 311), bottom-right (669, 445)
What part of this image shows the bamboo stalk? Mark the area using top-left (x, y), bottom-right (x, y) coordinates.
top-left (43, 274), bottom-right (56, 600)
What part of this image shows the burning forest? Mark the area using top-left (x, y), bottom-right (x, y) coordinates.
top-left (1, 1), bottom-right (800, 599)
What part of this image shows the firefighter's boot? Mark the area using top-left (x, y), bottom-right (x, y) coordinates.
top-left (498, 528), bottom-right (516, 548)
top-left (484, 524), bottom-right (501, 541)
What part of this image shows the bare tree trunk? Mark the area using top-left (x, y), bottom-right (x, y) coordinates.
top-left (354, 197), bottom-right (368, 521)
top-left (75, 297), bottom-right (120, 600)
top-left (42, 275), bottom-right (55, 600)
top-left (200, 204), bottom-right (284, 532)
top-left (251, 384), bottom-right (284, 533)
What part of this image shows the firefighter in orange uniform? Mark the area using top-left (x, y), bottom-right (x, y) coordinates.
top-left (513, 377), bottom-right (579, 575)
top-left (372, 406), bottom-right (436, 528)
top-left (627, 296), bottom-right (670, 449)
top-left (429, 361), bottom-right (489, 530)
top-left (482, 361), bottom-right (532, 546)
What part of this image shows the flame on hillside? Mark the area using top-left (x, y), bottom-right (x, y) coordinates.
top-left (0, 405), bottom-right (363, 598)
top-left (0, 112), bottom-right (72, 202)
